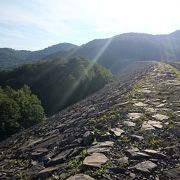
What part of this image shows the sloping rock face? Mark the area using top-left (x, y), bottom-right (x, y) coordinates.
top-left (0, 62), bottom-right (180, 179)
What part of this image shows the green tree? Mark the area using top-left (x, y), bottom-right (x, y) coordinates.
top-left (0, 85), bottom-right (45, 141)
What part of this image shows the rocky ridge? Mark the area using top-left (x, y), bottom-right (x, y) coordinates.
top-left (0, 62), bottom-right (180, 179)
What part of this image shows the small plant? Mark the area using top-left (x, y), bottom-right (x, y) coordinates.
top-left (175, 163), bottom-right (180, 168)
top-left (86, 162), bottom-right (111, 178)
top-left (9, 159), bottom-right (29, 169)
top-left (70, 157), bottom-right (82, 168)
top-left (17, 171), bottom-right (24, 180)
top-left (119, 135), bottom-right (130, 144)
top-left (138, 114), bottom-right (145, 121)
top-left (80, 149), bottom-right (88, 157)
top-left (167, 120), bottom-right (175, 129)
top-left (146, 135), bottom-right (161, 149)
top-left (129, 141), bottom-right (139, 148)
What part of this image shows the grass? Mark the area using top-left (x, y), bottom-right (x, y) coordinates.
top-left (146, 135), bottom-right (161, 149)
top-left (85, 162), bottom-right (111, 178)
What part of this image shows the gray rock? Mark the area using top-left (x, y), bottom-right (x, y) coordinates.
top-left (110, 128), bottom-right (124, 137)
top-left (31, 148), bottom-right (49, 159)
top-left (83, 152), bottom-right (108, 167)
top-left (125, 148), bottom-right (150, 159)
top-left (144, 149), bottom-right (167, 159)
top-left (124, 121), bottom-right (136, 127)
top-left (131, 135), bottom-right (144, 141)
top-left (141, 121), bottom-right (155, 131)
top-left (118, 156), bottom-right (129, 165)
top-left (164, 167), bottom-right (180, 180)
top-left (144, 107), bottom-right (156, 113)
top-left (138, 89), bottom-right (152, 94)
top-left (134, 102), bottom-right (148, 107)
top-left (67, 174), bottom-right (95, 180)
top-left (134, 161), bottom-right (157, 173)
top-left (38, 166), bottom-right (59, 179)
top-left (47, 149), bottom-right (73, 166)
top-left (128, 113), bottom-right (142, 120)
top-left (83, 131), bottom-right (94, 146)
top-left (87, 141), bottom-right (114, 154)
top-left (152, 114), bottom-right (169, 121)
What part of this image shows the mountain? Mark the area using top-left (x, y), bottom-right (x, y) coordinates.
top-left (0, 43), bottom-right (78, 69)
top-left (27, 43), bottom-right (78, 60)
top-left (46, 30), bottom-right (180, 73)
top-left (1, 30), bottom-right (180, 72)
top-left (0, 57), bottom-right (113, 115)
top-left (0, 48), bottom-right (31, 69)
top-left (0, 61), bottom-right (179, 179)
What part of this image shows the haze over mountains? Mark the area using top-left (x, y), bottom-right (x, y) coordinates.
top-left (0, 30), bottom-right (180, 72)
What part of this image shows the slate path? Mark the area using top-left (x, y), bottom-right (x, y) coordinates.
top-left (0, 62), bottom-right (180, 179)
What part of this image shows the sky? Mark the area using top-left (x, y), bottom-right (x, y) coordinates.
top-left (0, 0), bottom-right (180, 50)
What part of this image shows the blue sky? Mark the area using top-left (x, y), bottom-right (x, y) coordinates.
top-left (0, 0), bottom-right (180, 50)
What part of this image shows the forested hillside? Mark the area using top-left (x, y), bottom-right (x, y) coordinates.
top-left (0, 57), bottom-right (113, 115)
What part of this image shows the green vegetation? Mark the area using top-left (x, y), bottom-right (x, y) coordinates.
top-left (0, 85), bottom-right (45, 140)
top-left (170, 65), bottom-right (180, 80)
top-left (0, 57), bottom-right (113, 115)
top-left (146, 135), bottom-right (161, 149)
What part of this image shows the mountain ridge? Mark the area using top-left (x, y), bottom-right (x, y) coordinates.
top-left (40, 31), bottom-right (180, 73)
top-left (1, 30), bottom-right (180, 72)
top-left (0, 61), bottom-right (179, 179)
top-left (0, 43), bottom-right (78, 69)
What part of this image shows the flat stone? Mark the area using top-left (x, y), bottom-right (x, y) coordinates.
top-left (115, 102), bottom-right (129, 107)
top-left (110, 128), bottom-right (124, 137)
top-left (156, 103), bottom-right (167, 108)
top-left (48, 149), bottom-right (72, 166)
top-left (134, 161), bottom-right (157, 173)
top-left (144, 149), bottom-right (167, 159)
top-left (125, 148), bottom-right (150, 159)
top-left (124, 121), bottom-right (136, 127)
top-left (131, 135), bottom-right (144, 141)
top-left (128, 113), bottom-right (142, 120)
top-left (138, 89), bottom-right (152, 94)
top-left (87, 147), bottom-right (111, 154)
top-left (31, 148), bottom-right (49, 159)
top-left (141, 121), bottom-right (155, 131)
top-left (144, 107), bottom-right (156, 113)
top-left (67, 174), bottom-right (95, 180)
top-left (149, 120), bottom-right (163, 128)
top-left (164, 167), bottom-right (180, 180)
top-left (38, 166), bottom-right (59, 178)
top-left (87, 141), bottom-right (114, 154)
top-left (134, 102), bottom-right (148, 107)
top-left (94, 141), bottom-right (114, 147)
top-left (83, 153), bottom-right (108, 167)
top-left (21, 138), bottom-right (43, 150)
top-left (118, 156), bottom-right (129, 165)
top-left (152, 114), bottom-right (169, 121)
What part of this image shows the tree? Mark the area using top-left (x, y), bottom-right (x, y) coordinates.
top-left (0, 85), bottom-right (45, 141)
